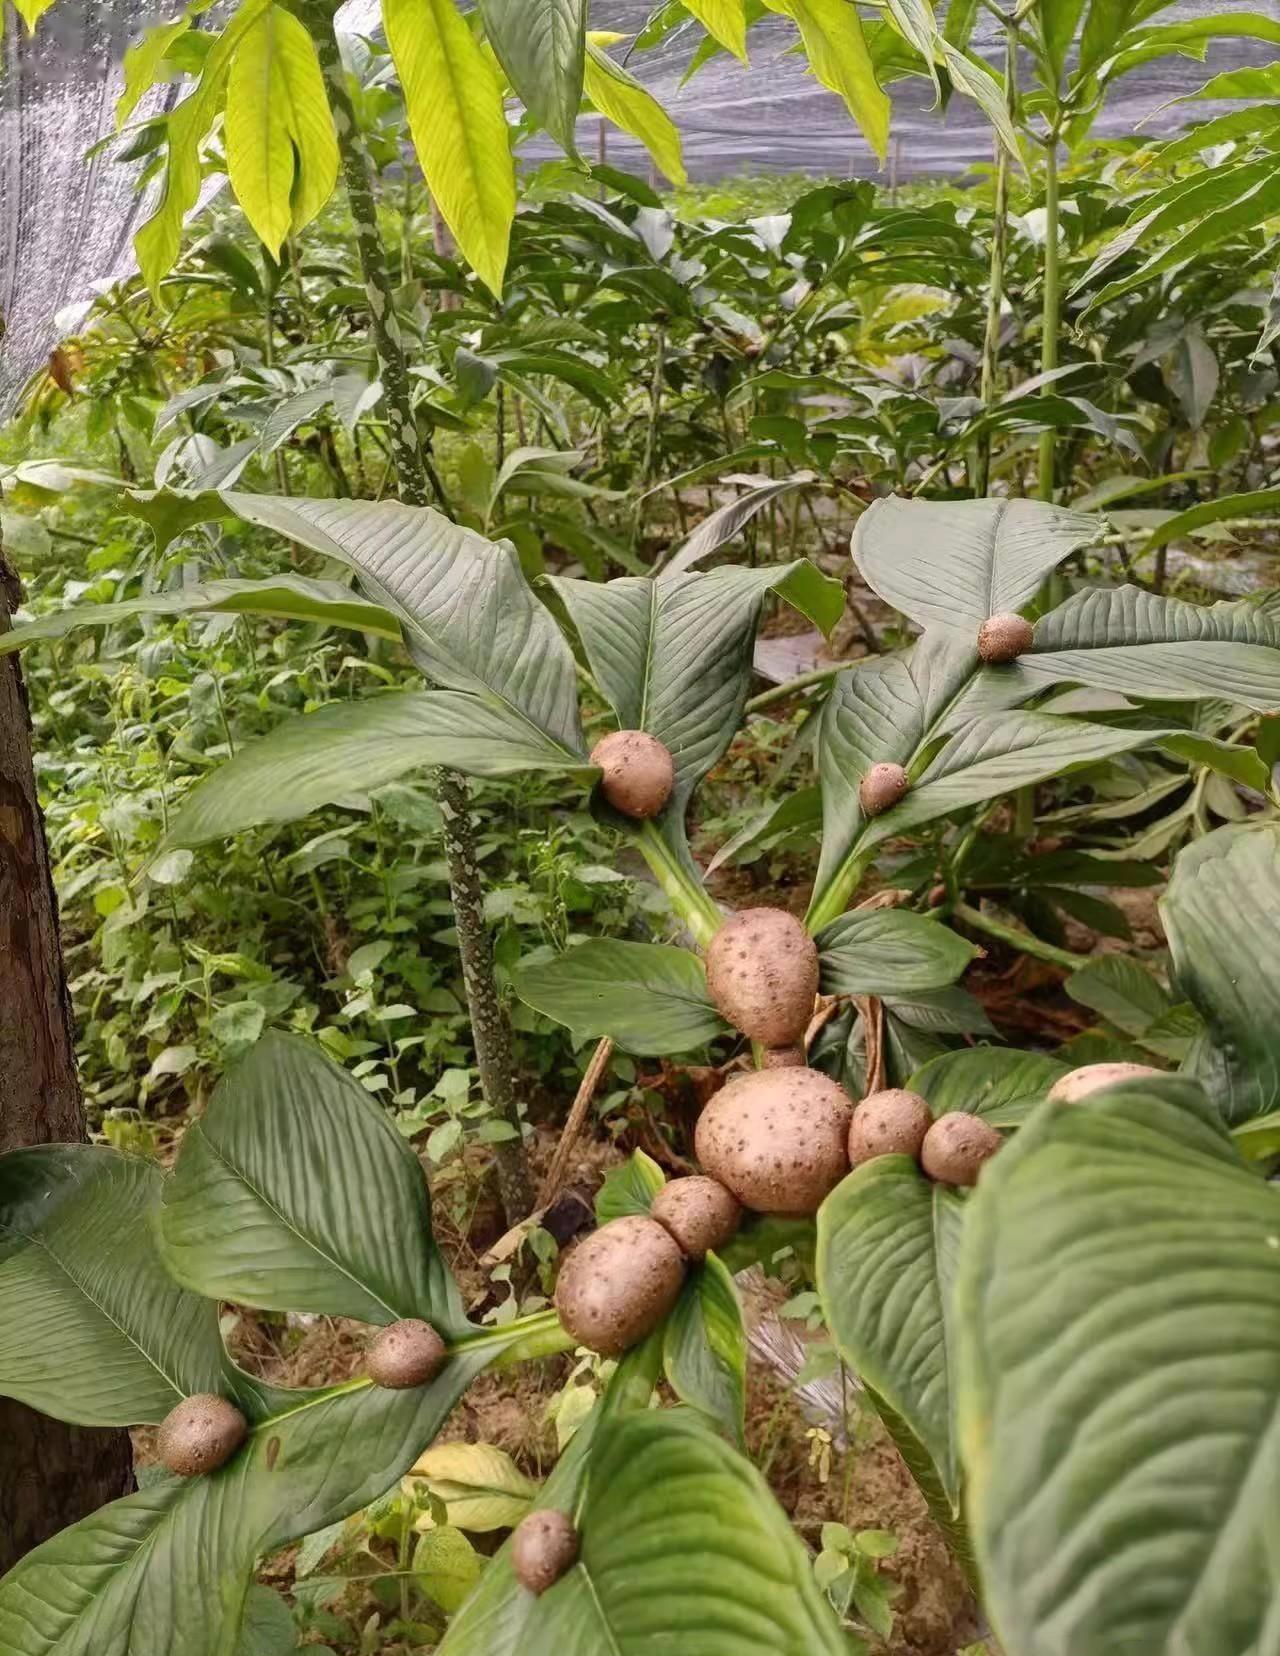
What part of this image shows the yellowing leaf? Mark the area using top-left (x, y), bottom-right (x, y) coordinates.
top-left (12, 0), bottom-right (56, 31)
top-left (225, 5), bottom-right (338, 256)
top-left (384, 0), bottom-right (516, 297)
top-left (685, 0), bottom-right (749, 64)
top-left (117, 14), bottom-right (195, 130)
top-left (134, 0), bottom-right (273, 294)
top-left (583, 41), bottom-right (687, 185)
top-left (411, 1525), bottom-right (481, 1614)
top-left (764, 0), bottom-right (889, 163)
top-left (408, 1440), bottom-right (538, 1531)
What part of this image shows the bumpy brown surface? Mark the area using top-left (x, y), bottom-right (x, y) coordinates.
top-left (977, 612), bottom-right (1035, 664)
top-left (704, 906), bottom-right (819, 1046)
top-left (1047, 1061), bottom-right (1162, 1103)
top-left (761, 1044), bottom-right (807, 1069)
top-left (156, 1393), bottom-right (248, 1477)
top-left (589, 729), bottom-right (675, 820)
top-left (920, 1114), bottom-right (1001, 1186)
top-left (512, 1509), bottom-right (579, 1594)
top-left (650, 1175), bottom-right (742, 1259)
top-left (695, 1068), bottom-right (855, 1215)
top-left (848, 1089), bottom-right (934, 1166)
top-left (859, 761), bottom-right (910, 817)
top-left (366, 1319), bottom-right (447, 1389)
top-left (554, 1216), bottom-right (685, 1356)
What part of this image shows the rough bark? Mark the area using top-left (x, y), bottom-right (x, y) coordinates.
top-left (0, 533), bottom-right (133, 1572)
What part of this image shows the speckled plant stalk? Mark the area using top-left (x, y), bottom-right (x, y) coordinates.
top-left (299, 0), bottom-right (531, 1221)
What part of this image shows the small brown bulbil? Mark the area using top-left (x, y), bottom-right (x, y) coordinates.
top-left (156, 1393), bottom-right (248, 1477)
top-left (650, 1175), bottom-right (742, 1259)
top-left (977, 612), bottom-right (1035, 665)
top-left (859, 762), bottom-right (909, 817)
top-left (554, 1215), bottom-right (685, 1356)
top-left (704, 906), bottom-right (819, 1047)
top-left (848, 1088), bottom-right (934, 1167)
top-left (589, 729), bottom-right (675, 820)
top-left (366, 1319), bottom-right (447, 1389)
top-left (695, 1068), bottom-right (854, 1216)
top-left (761, 1044), bottom-right (807, 1069)
top-left (1047, 1061), bottom-right (1162, 1104)
top-left (512, 1509), bottom-right (579, 1595)
top-left (920, 1113), bottom-right (1002, 1187)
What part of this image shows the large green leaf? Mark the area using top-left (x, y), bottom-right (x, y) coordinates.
top-left (444, 1407), bottom-right (848, 1654)
top-left (909, 1048), bottom-right (1069, 1127)
top-left (225, 5), bottom-right (337, 257)
top-left (158, 1032), bottom-right (467, 1333)
top-left (852, 496), bottom-right (1099, 637)
top-left (0, 1331), bottom-right (515, 1656)
top-left (160, 691), bottom-right (588, 852)
top-left (763, 0), bottom-right (889, 162)
top-left (818, 1157), bottom-right (966, 1506)
top-left (384, 0), bottom-right (516, 295)
top-left (663, 473), bottom-right (817, 577)
top-left (478, 0), bottom-right (587, 153)
top-left (956, 1074), bottom-right (1280, 1656)
top-left (663, 1253), bottom-right (748, 1446)
top-left (583, 42), bottom-right (687, 184)
top-left (0, 576), bottom-right (398, 656)
top-left (510, 939), bottom-right (726, 1054)
top-left (1163, 822), bottom-right (1280, 1125)
top-left (0, 1147), bottom-right (224, 1426)
top-left (222, 494), bottom-right (585, 754)
top-left (817, 908), bottom-right (977, 996)
top-left (1140, 487), bottom-right (1280, 559)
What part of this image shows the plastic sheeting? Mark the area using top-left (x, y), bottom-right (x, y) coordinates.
top-left (0, 0), bottom-right (1275, 417)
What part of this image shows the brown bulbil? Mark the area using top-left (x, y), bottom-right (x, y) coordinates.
top-left (704, 906), bottom-right (819, 1047)
top-left (554, 1216), bottom-right (685, 1356)
top-left (848, 1088), bottom-right (934, 1167)
top-left (512, 1509), bottom-right (579, 1594)
top-left (761, 1044), bottom-right (807, 1069)
top-left (650, 1176), bottom-right (742, 1259)
top-left (695, 1068), bottom-right (854, 1216)
top-left (920, 1113), bottom-right (1002, 1187)
top-left (977, 612), bottom-right (1035, 665)
top-left (156, 1393), bottom-right (248, 1478)
top-left (366, 1319), bottom-right (447, 1389)
top-left (859, 762), bottom-right (909, 817)
top-left (589, 729), bottom-right (675, 820)
top-left (1047, 1061), bottom-right (1162, 1104)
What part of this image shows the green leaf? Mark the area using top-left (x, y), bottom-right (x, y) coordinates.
top-left (817, 909), bottom-right (977, 997)
top-left (414, 1526), bottom-right (481, 1613)
top-left (685, 0), bottom-right (749, 63)
top-left (221, 494), bottom-right (585, 754)
top-left (853, 496), bottom-right (1099, 636)
top-left (478, 0), bottom-right (587, 153)
top-left (937, 41), bottom-right (1019, 157)
top-left (818, 1157), bottom-right (966, 1506)
top-left (595, 1149), bottom-right (666, 1223)
top-left (234, 1588), bottom-right (298, 1656)
top-left (1140, 487), bottom-right (1280, 560)
top-left (0, 1147), bottom-right (225, 1426)
top-left (384, 0), bottom-right (516, 295)
top-left (663, 473), bottom-right (817, 577)
top-left (1037, 0), bottom-right (1088, 81)
top-left (226, 6), bottom-right (338, 257)
top-left (510, 939), bottom-right (726, 1054)
top-left (1162, 821), bottom-right (1280, 1125)
top-left (909, 1048), bottom-right (1069, 1128)
top-left (135, 0), bottom-right (274, 293)
top-left (117, 13), bottom-right (196, 130)
top-left (763, 0), bottom-right (890, 163)
top-left (157, 1031), bottom-right (467, 1332)
top-left (1065, 955), bottom-right (1171, 1038)
top-left (0, 575), bottom-right (398, 656)
top-left (956, 1075), bottom-right (1280, 1656)
top-left (583, 42), bottom-right (687, 184)
top-left (663, 1253), bottom-right (748, 1445)
top-left (160, 691), bottom-right (588, 852)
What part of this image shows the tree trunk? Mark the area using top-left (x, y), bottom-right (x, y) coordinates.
top-left (0, 533), bottom-right (133, 1572)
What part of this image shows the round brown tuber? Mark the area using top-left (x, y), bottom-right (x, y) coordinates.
top-left (977, 612), bottom-right (1035, 665)
top-left (650, 1175), bottom-right (741, 1259)
top-left (512, 1509), bottom-right (579, 1595)
top-left (554, 1215), bottom-right (685, 1356)
top-left (761, 1044), bottom-right (807, 1069)
top-left (920, 1113), bottom-right (1001, 1186)
top-left (848, 1088), bottom-right (933, 1167)
top-left (695, 1068), bottom-right (854, 1216)
top-left (859, 762), bottom-right (909, 817)
top-left (156, 1393), bottom-right (248, 1478)
top-left (589, 729), bottom-right (675, 820)
top-left (704, 906), bottom-right (819, 1047)
top-left (366, 1319), bottom-right (448, 1389)
top-left (1047, 1061), bottom-right (1162, 1104)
